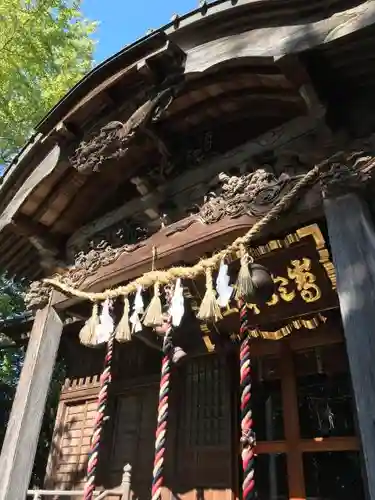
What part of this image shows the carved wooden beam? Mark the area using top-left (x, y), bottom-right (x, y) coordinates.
top-left (70, 84), bottom-right (182, 175)
top-left (66, 113), bottom-right (324, 257)
top-left (50, 195), bottom-right (322, 311)
top-left (320, 150), bottom-right (375, 197)
top-left (183, 2), bottom-right (375, 73)
top-left (24, 143), bottom-right (374, 313)
top-left (60, 37), bottom-right (185, 128)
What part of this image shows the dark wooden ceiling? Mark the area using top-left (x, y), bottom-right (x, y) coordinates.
top-left (2, 59), bottom-right (307, 280)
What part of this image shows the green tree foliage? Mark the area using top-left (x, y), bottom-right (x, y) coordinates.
top-left (0, 0), bottom-right (97, 165)
top-left (0, 275), bottom-right (25, 321)
top-left (0, 276), bottom-right (26, 447)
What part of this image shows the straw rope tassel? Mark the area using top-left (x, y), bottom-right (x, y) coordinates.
top-left (239, 299), bottom-right (256, 500)
top-left (152, 289), bottom-right (174, 500)
top-left (83, 330), bottom-right (115, 500)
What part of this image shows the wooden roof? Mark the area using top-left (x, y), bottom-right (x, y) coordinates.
top-left (0, 0), bottom-right (374, 281)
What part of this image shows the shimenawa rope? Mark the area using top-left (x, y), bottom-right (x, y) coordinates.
top-left (44, 161), bottom-right (325, 301)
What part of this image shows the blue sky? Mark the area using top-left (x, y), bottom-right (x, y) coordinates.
top-left (82, 0), bottom-right (198, 64)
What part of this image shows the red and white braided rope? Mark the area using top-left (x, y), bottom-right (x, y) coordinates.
top-left (239, 299), bottom-right (256, 500)
top-left (83, 330), bottom-right (115, 500)
top-left (151, 289), bottom-right (173, 500)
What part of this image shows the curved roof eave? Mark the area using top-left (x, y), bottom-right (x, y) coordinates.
top-left (2, 0), bottom-right (374, 205)
top-left (0, 31), bottom-right (169, 205)
top-left (0, 1), bottom-right (210, 186)
top-left (0, 1), bottom-right (233, 199)
top-left (2, 0), bottom-right (265, 179)
top-left (32, 0), bottom-right (242, 136)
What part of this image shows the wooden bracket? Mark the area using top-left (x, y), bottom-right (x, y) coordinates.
top-left (11, 214), bottom-right (67, 274)
top-left (274, 54), bottom-right (325, 118)
top-left (136, 39), bottom-right (186, 83)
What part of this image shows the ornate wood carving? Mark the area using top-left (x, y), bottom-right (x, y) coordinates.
top-left (23, 281), bottom-right (51, 311)
top-left (70, 85), bottom-right (181, 174)
top-left (198, 168), bottom-right (293, 224)
top-left (64, 118), bottom-right (326, 267)
top-left (24, 240), bottom-right (146, 310)
top-left (67, 241), bottom-right (145, 285)
top-left (67, 217), bottom-right (148, 261)
top-left (320, 149), bottom-right (375, 197)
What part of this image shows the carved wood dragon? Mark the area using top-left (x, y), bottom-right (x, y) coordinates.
top-left (70, 85), bottom-right (180, 174)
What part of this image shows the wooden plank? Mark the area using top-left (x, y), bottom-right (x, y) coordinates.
top-left (44, 399), bottom-right (67, 488)
top-left (166, 0), bottom-right (369, 36)
top-left (255, 441), bottom-right (287, 454)
top-left (280, 343), bottom-right (306, 500)
top-left (0, 304), bottom-right (63, 500)
top-left (0, 144), bottom-right (61, 231)
top-left (324, 192), bottom-right (375, 500)
top-left (183, 1), bottom-right (375, 73)
top-left (60, 385), bottom-right (100, 401)
top-left (298, 436), bottom-right (359, 452)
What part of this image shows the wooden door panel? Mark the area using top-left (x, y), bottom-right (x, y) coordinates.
top-left (108, 384), bottom-right (158, 500)
top-left (46, 398), bottom-right (96, 490)
top-left (169, 355), bottom-right (236, 500)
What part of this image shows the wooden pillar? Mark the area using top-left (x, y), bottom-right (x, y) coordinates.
top-left (280, 343), bottom-right (305, 500)
top-left (324, 191), bottom-right (375, 500)
top-left (0, 304), bottom-right (63, 500)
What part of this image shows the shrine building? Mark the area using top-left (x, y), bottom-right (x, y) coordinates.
top-left (1, 2), bottom-right (375, 500)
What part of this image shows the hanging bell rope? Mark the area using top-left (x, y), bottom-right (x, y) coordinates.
top-left (239, 298), bottom-right (256, 500)
top-left (44, 160), bottom-right (325, 301)
top-left (83, 329), bottom-right (116, 500)
top-left (151, 287), bottom-right (174, 500)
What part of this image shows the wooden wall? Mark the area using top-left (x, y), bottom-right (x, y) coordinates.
top-left (45, 335), bottom-right (237, 500)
